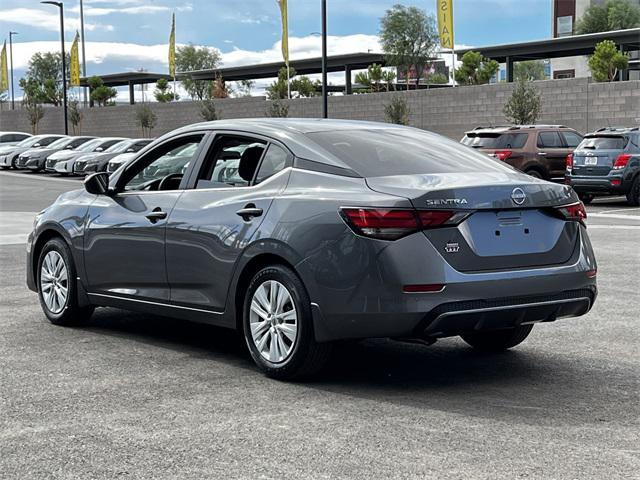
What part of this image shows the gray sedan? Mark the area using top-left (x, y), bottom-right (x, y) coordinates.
top-left (27, 119), bottom-right (597, 379)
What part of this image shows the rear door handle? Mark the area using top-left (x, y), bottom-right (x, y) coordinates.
top-left (145, 209), bottom-right (167, 223)
top-left (537, 152), bottom-right (547, 156)
top-left (236, 206), bottom-right (263, 220)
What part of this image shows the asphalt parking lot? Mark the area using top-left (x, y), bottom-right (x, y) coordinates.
top-left (1, 170), bottom-right (639, 480)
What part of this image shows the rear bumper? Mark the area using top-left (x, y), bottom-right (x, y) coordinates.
top-left (566, 174), bottom-right (632, 194)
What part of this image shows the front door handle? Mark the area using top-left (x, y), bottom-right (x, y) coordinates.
top-left (236, 205), bottom-right (263, 220)
top-left (537, 152), bottom-right (547, 156)
top-left (145, 209), bottom-right (167, 223)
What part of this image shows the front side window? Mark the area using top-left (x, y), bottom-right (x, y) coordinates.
top-left (39, 136), bottom-right (63, 147)
top-left (121, 135), bottom-right (204, 191)
top-left (195, 135), bottom-right (266, 189)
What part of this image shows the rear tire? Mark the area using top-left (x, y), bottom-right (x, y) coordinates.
top-left (627, 176), bottom-right (640, 207)
top-left (578, 193), bottom-right (594, 205)
top-left (461, 325), bottom-right (533, 352)
top-left (243, 265), bottom-right (332, 380)
top-left (37, 237), bottom-right (94, 326)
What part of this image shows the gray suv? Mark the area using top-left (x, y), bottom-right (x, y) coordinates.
top-left (566, 127), bottom-right (640, 205)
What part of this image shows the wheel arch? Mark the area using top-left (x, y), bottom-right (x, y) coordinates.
top-left (31, 227), bottom-right (69, 291)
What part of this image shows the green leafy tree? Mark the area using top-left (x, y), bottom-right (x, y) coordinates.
top-left (199, 99), bottom-right (219, 121)
top-left (88, 76), bottom-right (118, 106)
top-left (514, 60), bottom-right (546, 81)
top-left (291, 76), bottom-right (321, 98)
top-left (266, 100), bottom-right (289, 118)
top-left (266, 67), bottom-right (319, 99)
top-left (588, 39), bottom-right (629, 81)
top-left (503, 79), bottom-right (541, 125)
top-left (154, 78), bottom-right (178, 102)
top-left (355, 63), bottom-right (396, 92)
top-left (380, 4), bottom-right (439, 88)
top-left (266, 67), bottom-right (292, 100)
top-left (69, 100), bottom-right (83, 134)
top-left (577, 0), bottom-right (640, 34)
top-left (19, 52), bottom-right (70, 106)
top-left (424, 72), bottom-right (448, 84)
top-left (384, 95), bottom-right (410, 125)
top-left (454, 51), bottom-right (499, 85)
top-left (135, 104), bottom-right (157, 137)
top-left (176, 44), bottom-right (222, 100)
top-left (235, 79), bottom-right (255, 97)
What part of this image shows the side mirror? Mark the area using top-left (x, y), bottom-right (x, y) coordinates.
top-left (84, 172), bottom-right (110, 195)
top-left (66, 145), bottom-right (74, 149)
top-left (95, 147), bottom-right (104, 152)
top-left (33, 143), bottom-right (41, 147)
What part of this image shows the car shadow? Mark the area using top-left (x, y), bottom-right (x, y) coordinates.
top-left (82, 307), bottom-right (637, 427)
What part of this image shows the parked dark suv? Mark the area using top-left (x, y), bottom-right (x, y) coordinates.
top-left (565, 127), bottom-right (640, 206)
top-left (461, 125), bottom-right (583, 181)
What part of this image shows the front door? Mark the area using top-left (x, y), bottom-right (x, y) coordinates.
top-left (84, 134), bottom-right (206, 302)
top-left (166, 134), bottom-right (293, 312)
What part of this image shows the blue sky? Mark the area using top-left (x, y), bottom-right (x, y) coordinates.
top-left (1, 0), bottom-right (551, 98)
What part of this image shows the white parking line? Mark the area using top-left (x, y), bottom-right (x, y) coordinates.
top-left (588, 213), bottom-right (640, 221)
top-left (601, 207), bottom-right (640, 214)
top-left (587, 225), bottom-right (640, 230)
top-left (0, 171), bottom-right (81, 184)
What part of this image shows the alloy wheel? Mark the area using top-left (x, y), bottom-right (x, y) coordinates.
top-left (40, 251), bottom-right (69, 314)
top-left (249, 280), bottom-right (298, 363)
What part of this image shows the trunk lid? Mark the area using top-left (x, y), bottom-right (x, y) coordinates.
top-left (366, 172), bottom-right (580, 272)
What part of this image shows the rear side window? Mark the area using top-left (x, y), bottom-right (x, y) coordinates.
top-left (537, 132), bottom-right (563, 148)
top-left (307, 129), bottom-right (513, 177)
top-left (500, 133), bottom-right (528, 149)
top-left (255, 144), bottom-right (291, 184)
top-left (578, 136), bottom-right (627, 150)
top-left (561, 131), bottom-right (582, 148)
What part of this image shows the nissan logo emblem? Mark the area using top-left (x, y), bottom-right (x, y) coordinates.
top-left (511, 187), bottom-right (526, 205)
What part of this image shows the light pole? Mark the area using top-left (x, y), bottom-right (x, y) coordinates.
top-left (41, 1), bottom-right (68, 135)
top-left (9, 31), bottom-right (17, 110)
top-left (321, 0), bottom-right (327, 119)
top-left (79, 0), bottom-right (88, 106)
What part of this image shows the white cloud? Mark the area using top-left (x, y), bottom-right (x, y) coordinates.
top-left (74, 5), bottom-right (171, 16)
top-left (0, 8), bottom-right (113, 33)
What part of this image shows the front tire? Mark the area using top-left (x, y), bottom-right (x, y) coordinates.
top-left (627, 176), bottom-right (640, 207)
top-left (37, 238), bottom-right (94, 326)
top-left (525, 169), bottom-right (543, 179)
top-left (460, 325), bottom-right (533, 352)
top-left (243, 265), bottom-right (332, 380)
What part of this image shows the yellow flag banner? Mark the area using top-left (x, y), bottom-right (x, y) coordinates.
top-left (0, 41), bottom-right (8, 92)
top-left (437, 0), bottom-right (454, 49)
top-left (277, 0), bottom-right (289, 66)
top-left (169, 13), bottom-right (176, 77)
top-left (70, 32), bottom-right (81, 87)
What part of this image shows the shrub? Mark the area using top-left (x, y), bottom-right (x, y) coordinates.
top-left (384, 95), bottom-right (410, 125)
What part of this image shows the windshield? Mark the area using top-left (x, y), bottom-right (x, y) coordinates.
top-left (48, 137), bottom-right (74, 149)
top-left (77, 139), bottom-right (103, 152)
top-left (307, 129), bottom-right (512, 177)
top-left (17, 136), bottom-right (46, 148)
top-left (578, 136), bottom-right (627, 150)
top-left (105, 140), bottom-right (132, 153)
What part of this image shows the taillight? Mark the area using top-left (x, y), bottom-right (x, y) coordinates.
top-left (554, 202), bottom-right (587, 225)
top-left (612, 154), bottom-right (631, 170)
top-left (340, 208), bottom-right (464, 240)
top-left (494, 150), bottom-right (512, 161)
top-left (566, 153), bottom-right (573, 169)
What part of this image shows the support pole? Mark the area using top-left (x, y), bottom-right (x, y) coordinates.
top-left (321, 0), bottom-right (328, 118)
top-left (59, 4), bottom-right (68, 134)
top-left (129, 81), bottom-right (135, 105)
top-left (80, 0), bottom-right (88, 107)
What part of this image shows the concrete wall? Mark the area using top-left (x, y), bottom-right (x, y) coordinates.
top-left (1, 78), bottom-right (638, 140)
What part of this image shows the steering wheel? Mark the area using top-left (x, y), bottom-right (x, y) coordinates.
top-left (158, 173), bottom-right (183, 191)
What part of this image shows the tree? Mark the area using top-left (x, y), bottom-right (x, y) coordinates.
top-left (19, 52), bottom-right (70, 106)
top-left (424, 72), bottom-right (448, 85)
top-left (355, 63), bottom-right (396, 92)
top-left (588, 40), bottom-right (629, 81)
top-left (23, 99), bottom-right (45, 134)
top-left (266, 100), bottom-right (289, 118)
top-left (199, 99), bottom-right (219, 121)
top-left (88, 76), bottom-right (118, 106)
top-left (235, 79), bottom-right (255, 97)
top-left (154, 78), bottom-right (178, 102)
top-left (384, 95), bottom-right (410, 125)
top-left (576, 0), bottom-right (640, 34)
top-left (514, 60), bottom-right (546, 81)
top-left (503, 79), bottom-right (541, 125)
top-left (291, 76), bottom-right (321, 98)
top-left (454, 51), bottom-right (499, 85)
top-left (266, 67), bottom-right (292, 100)
top-left (212, 75), bottom-right (232, 98)
top-left (69, 100), bottom-right (83, 134)
top-left (176, 44), bottom-right (222, 100)
top-left (380, 5), bottom-right (439, 88)
top-left (135, 104), bottom-right (157, 137)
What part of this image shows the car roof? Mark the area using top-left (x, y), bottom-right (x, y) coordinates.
top-left (592, 126), bottom-right (639, 134)
top-left (1, 132), bottom-right (32, 136)
top-left (465, 125), bottom-right (572, 135)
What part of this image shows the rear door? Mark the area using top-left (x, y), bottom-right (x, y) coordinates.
top-left (536, 131), bottom-right (567, 179)
top-left (165, 133), bottom-right (293, 312)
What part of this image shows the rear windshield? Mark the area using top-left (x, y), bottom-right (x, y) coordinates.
top-left (461, 132), bottom-right (528, 149)
top-left (578, 136), bottom-right (627, 150)
top-left (307, 129), bottom-right (513, 177)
